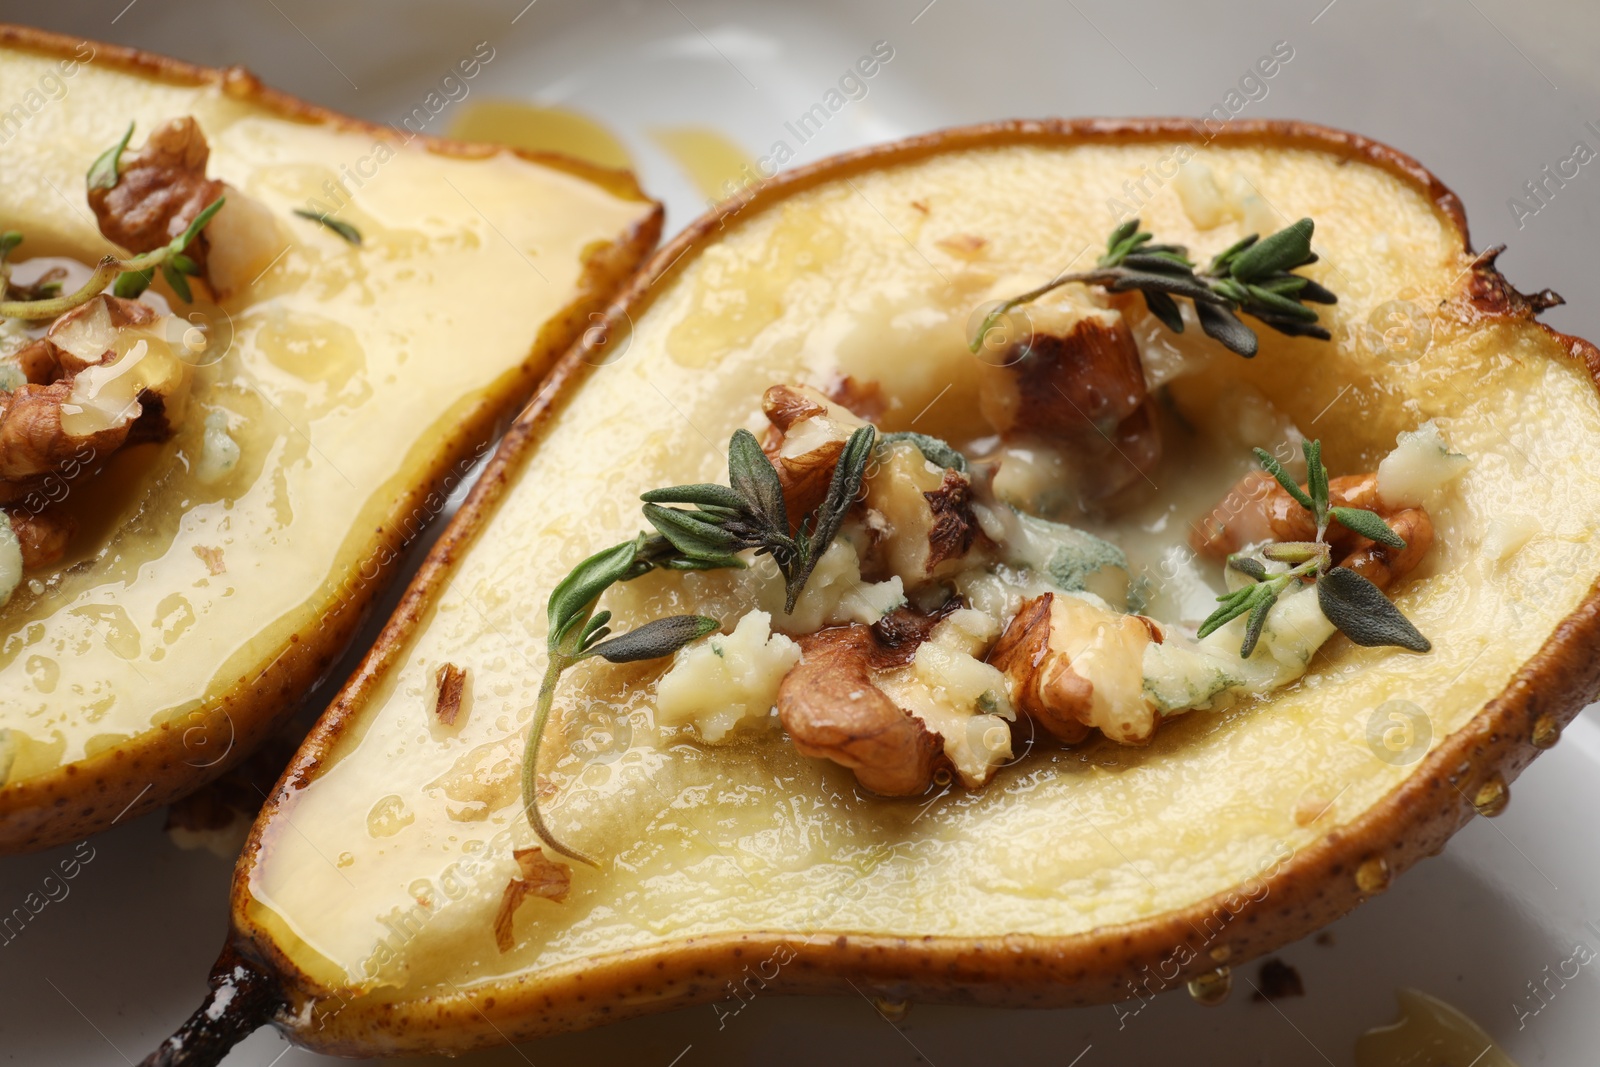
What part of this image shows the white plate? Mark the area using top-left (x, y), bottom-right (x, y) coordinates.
top-left (2, 1), bottom-right (1599, 1063)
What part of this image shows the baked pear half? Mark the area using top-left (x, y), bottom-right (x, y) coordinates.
top-left (158, 119), bottom-right (1600, 1062)
top-left (0, 26), bottom-right (661, 853)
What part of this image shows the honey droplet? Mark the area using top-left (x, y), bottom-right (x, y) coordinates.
top-left (1472, 774), bottom-right (1509, 817)
top-left (1531, 714), bottom-right (1560, 750)
top-left (1356, 857), bottom-right (1391, 894)
top-left (336, 851), bottom-right (354, 868)
top-left (872, 996), bottom-right (911, 1022)
top-left (366, 794), bottom-right (414, 838)
top-left (1187, 966), bottom-right (1231, 1006)
top-left (1356, 987), bottom-right (1520, 1067)
top-left (1209, 946), bottom-right (1232, 963)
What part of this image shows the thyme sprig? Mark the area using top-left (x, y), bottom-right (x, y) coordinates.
top-left (521, 423), bottom-right (877, 863)
top-left (521, 535), bottom-right (720, 866)
top-left (1198, 439), bottom-right (1430, 658)
top-left (643, 425), bottom-right (876, 612)
top-left (971, 217), bottom-right (1336, 359)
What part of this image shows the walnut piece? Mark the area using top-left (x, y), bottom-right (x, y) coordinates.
top-left (433, 663), bottom-right (468, 726)
top-left (977, 311), bottom-right (1161, 504)
top-left (88, 117), bottom-right (225, 269)
top-left (989, 592), bottom-right (1163, 745)
top-left (760, 384), bottom-right (866, 530)
top-left (0, 296), bottom-right (179, 484)
top-left (493, 847), bottom-right (571, 953)
top-left (777, 622), bottom-right (943, 796)
top-left (1190, 470), bottom-right (1434, 590)
top-left (7, 508), bottom-right (75, 570)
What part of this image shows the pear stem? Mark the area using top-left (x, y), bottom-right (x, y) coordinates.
top-left (140, 948), bottom-right (279, 1067)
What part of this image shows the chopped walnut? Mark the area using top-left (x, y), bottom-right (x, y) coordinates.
top-left (493, 846), bottom-right (571, 952)
top-left (824, 374), bottom-right (887, 423)
top-left (777, 621), bottom-right (943, 796)
top-left (989, 592), bottom-right (1163, 745)
top-left (433, 662), bottom-right (468, 726)
top-left (0, 295), bottom-right (181, 483)
top-left (193, 545), bottom-right (226, 575)
top-left (88, 117), bottom-right (225, 270)
top-left (0, 380), bottom-right (132, 482)
top-left (1190, 470), bottom-right (1434, 590)
top-left (861, 440), bottom-right (983, 583)
top-left (760, 384), bottom-right (868, 530)
top-left (976, 311), bottom-right (1161, 503)
top-left (934, 233), bottom-right (989, 260)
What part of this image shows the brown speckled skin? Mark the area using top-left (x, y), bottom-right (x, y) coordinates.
top-left (217, 119), bottom-right (1600, 1056)
top-left (0, 24), bottom-right (663, 855)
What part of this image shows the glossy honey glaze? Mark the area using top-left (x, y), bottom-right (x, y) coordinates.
top-left (0, 50), bottom-right (654, 782)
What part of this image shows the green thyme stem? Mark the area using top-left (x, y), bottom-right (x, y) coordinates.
top-left (969, 267), bottom-right (1178, 355)
top-left (0, 256), bottom-right (123, 320)
top-left (0, 195), bottom-right (225, 320)
top-left (520, 650), bottom-right (598, 868)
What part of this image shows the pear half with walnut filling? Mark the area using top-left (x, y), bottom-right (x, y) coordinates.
top-left (0, 26), bottom-right (661, 854)
top-left (163, 119), bottom-right (1599, 1061)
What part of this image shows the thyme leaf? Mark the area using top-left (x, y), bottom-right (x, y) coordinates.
top-left (87, 121), bottom-right (134, 191)
top-left (293, 208), bottom-right (363, 246)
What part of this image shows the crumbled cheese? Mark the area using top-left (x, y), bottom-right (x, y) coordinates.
top-left (1226, 172), bottom-right (1281, 236)
top-left (1173, 161), bottom-right (1229, 229)
top-left (876, 608), bottom-right (1014, 787)
top-left (1198, 582), bottom-right (1337, 692)
top-left (1003, 509), bottom-right (1130, 609)
top-left (989, 441), bottom-right (1075, 516)
top-left (0, 317), bottom-right (31, 361)
top-left (196, 409), bottom-right (241, 485)
top-left (654, 611), bottom-right (800, 742)
top-left (954, 564), bottom-right (1059, 623)
top-left (1376, 421), bottom-right (1469, 508)
top-left (205, 187), bottom-right (287, 297)
top-left (758, 540), bottom-right (904, 632)
top-left (1142, 637), bottom-right (1237, 714)
top-left (1479, 514), bottom-right (1538, 564)
top-left (0, 513), bottom-right (21, 610)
